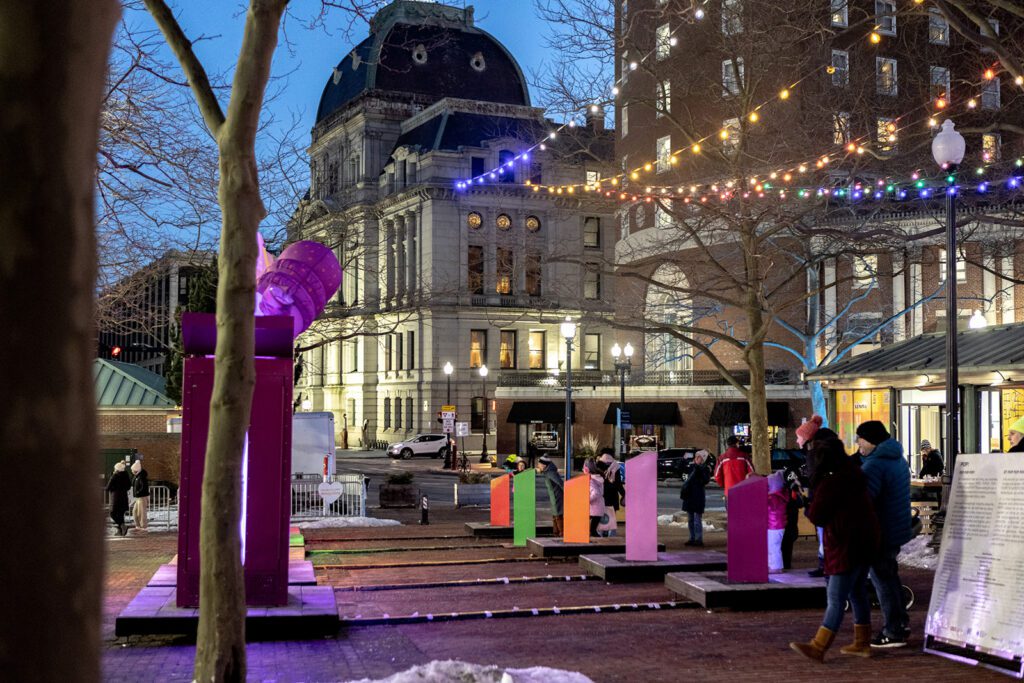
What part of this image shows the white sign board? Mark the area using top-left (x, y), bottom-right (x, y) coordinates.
top-left (443, 418), bottom-right (455, 434)
top-left (925, 453), bottom-right (1024, 677)
top-left (455, 421), bottom-right (470, 437)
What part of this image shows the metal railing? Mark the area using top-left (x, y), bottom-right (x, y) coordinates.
top-left (290, 474), bottom-right (366, 519)
top-left (102, 484), bottom-right (178, 531)
top-left (497, 368), bottom-right (796, 388)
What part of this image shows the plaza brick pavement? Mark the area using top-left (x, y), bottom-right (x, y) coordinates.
top-left (102, 507), bottom-right (1008, 682)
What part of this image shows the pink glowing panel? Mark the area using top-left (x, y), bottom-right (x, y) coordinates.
top-left (625, 451), bottom-right (658, 561)
top-left (727, 474), bottom-right (769, 583)
top-left (257, 241), bottom-right (342, 335)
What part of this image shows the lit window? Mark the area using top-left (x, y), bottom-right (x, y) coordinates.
top-left (929, 9), bottom-right (949, 45)
top-left (875, 0), bottom-right (896, 36)
top-left (876, 57), bottom-right (897, 96)
top-left (930, 66), bottom-right (950, 102)
top-left (655, 24), bottom-right (671, 60)
top-left (722, 57), bottom-right (744, 96)
top-left (876, 117), bottom-right (896, 152)
top-left (833, 112), bottom-right (851, 145)
top-left (496, 247), bottom-right (513, 294)
top-left (656, 80), bottom-right (671, 118)
top-left (583, 333), bottom-right (601, 370)
top-left (655, 135), bottom-right (672, 173)
top-left (831, 50), bottom-right (849, 87)
top-left (721, 0), bottom-right (743, 35)
top-left (939, 248), bottom-right (967, 283)
top-left (470, 329), bottom-right (487, 368)
top-left (722, 117), bottom-right (740, 154)
top-left (853, 255), bottom-right (878, 289)
top-left (500, 330), bottom-right (517, 369)
top-left (831, 0), bottom-right (847, 27)
top-left (583, 217), bottom-right (601, 248)
top-left (982, 78), bottom-right (1000, 109)
top-left (528, 331), bottom-right (546, 369)
top-left (982, 133), bottom-right (1001, 162)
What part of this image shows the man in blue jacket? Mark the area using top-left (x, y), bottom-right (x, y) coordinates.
top-left (856, 420), bottom-right (912, 649)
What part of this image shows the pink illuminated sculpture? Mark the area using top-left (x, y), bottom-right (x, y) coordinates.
top-left (256, 240), bottom-right (342, 335)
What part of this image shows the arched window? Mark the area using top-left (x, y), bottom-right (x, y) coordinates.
top-left (644, 264), bottom-right (693, 374)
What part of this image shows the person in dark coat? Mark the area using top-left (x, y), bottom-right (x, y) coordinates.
top-left (917, 440), bottom-right (944, 478)
top-left (597, 452), bottom-right (625, 537)
top-left (857, 420), bottom-right (912, 649)
top-left (537, 456), bottom-right (564, 536)
top-left (130, 459), bottom-right (150, 530)
top-left (790, 437), bottom-right (880, 663)
top-left (106, 461), bottom-right (132, 536)
top-left (680, 450), bottom-right (711, 546)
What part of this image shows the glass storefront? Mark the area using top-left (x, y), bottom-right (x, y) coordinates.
top-left (834, 389), bottom-right (891, 452)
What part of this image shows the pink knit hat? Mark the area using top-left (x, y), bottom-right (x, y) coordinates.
top-left (796, 415), bottom-right (824, 447)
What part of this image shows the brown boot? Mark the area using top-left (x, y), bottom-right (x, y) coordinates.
top-left (839, 623), bottom-right (873, 657)
top-left (790, 626), bottom-right (836, 663)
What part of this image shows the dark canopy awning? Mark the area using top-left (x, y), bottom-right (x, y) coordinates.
top-left (506, 401), bottom-right (576, 424)
top-left (602, 402), bottom-right (682, 426)
top-left (708, 401), bottom-right (791, 427)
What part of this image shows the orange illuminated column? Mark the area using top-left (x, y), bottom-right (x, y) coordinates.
top-left (490, 473), bottom-right (511, 527)
top-left (563, 475), bottom-right (590, 543)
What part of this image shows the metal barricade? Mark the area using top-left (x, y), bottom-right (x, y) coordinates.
top-left (102, 484), bottom-right (178, 531)
top-left (290, 474), bottom-right (366, 519)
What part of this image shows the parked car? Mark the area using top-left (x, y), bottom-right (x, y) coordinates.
top-left (387, 434), bottom-right (449, 459)
top-left (656, 447), bottom-right (713, 480)
top-left (771, 447), bottom-right (806, 472)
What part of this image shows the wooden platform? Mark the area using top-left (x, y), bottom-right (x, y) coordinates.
top-left (115, 585), bottom-right (338, 637)
top-left (580, 550), bottom-right (726, 582)
top-left (464, 522), bottom-right (552, 538)
top-left (147, 560), bottom-right (317, 588)
top-left (665, 570), bottom-right (826, 610)
top-left (526, 537), bottom-right (665, 558)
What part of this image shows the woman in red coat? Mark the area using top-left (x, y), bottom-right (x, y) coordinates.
top-left (790, 437), bottom-right (879, 662)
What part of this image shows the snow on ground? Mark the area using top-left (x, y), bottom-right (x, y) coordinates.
top-left (899, 535), bottom-right (939, 570)
top-left (295, 516), bottom-right (402, 529)
top-left (657, 514), bottom-right (716, 531)
top-left (347, 660), bottom-right (594, 683)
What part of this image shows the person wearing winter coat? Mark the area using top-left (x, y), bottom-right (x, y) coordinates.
top-left (917, 441), bottom-right (944, 478)
top-left (767, 471), bottom-right (789, 573)
top-left (713, 436), bottom-right (754, 500)
top-left (584, 458), bottom-right (605, 536)
top-left (790, 436), bottom-right (880, 663)
top-left (130, 459), bottom-right (150, 530)
top-left (680, 450), bottom-right (711, 546)
top-left (1007, 416), bottom-right (1024, 452)
top-left (795, 416), bottom-right (824, 573)
top-left (106, 461), bottom-right (132, 536)
top-left (537, 456), bottom-right (564, 536)
top-left (856, 420), bottom-right (912, 649)
top-left (597, 453), bottom-right (625, 537)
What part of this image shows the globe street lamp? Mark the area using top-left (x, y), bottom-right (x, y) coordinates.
top-left (611, 342), bottom-right (634, 458)
top-left (561, 317), bottom-right (577, 478)
top-left (443, 361), bottom-right (454, 404)
top-left (968, 310), bottom-right (988, 330)
top-left (479, 364), bottom-right (489, 463)
top-left (932, 119), bottom-right (965, 480)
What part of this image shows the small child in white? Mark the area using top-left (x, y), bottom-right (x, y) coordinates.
top-left (767, 471), bottom-right (788, 573)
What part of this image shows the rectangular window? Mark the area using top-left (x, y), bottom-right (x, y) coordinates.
top-left (831, 0), bottom-right (848, 27)
top-left (528, 331), bottom-right (546, 369)
top-left (496, 247), bottom-right (513, 295)
top-left (406, 397), bottom-right (413, 432)
top-left (470, 329), bottom-right (487, 368)
top-left (621, 103), bottom-right (629, 138)
top-left (347, 339), bottom-right (358, 373)
top-left (876, 57), bottom-right (897, 96)
top-left (655, 24), bottom-right (671, 60)
top-left (529, 161), bottom-right (543, 184)
top-left (396, 333), bottom-right (404, 371)
top-left (407, 330), bottom-right (415, 370)
top-left (586, 170), bottom-right (600, 187)
top-left (981, 18), bottom-right (1000, 52)
top-left (722, 117), bottom-right (740, 154)
top-left (500, 330), bottom-right (517, 369)
top-left (876, 117), bottom-right (896, 151)
top-left (721, 0), bottom-right (743, 35)
top-left (875, 0), bottom-right (896, 36)
top-left (468, 245), bottom-right (484, 295)
top-left (471, 157), bottom-right (485, 177)
top-left (656, 80), bottom-right (671, 118)
top-left (853, 254), bottom-right (878, 289)
top-left (930, 66), bottom-right (950, 102)
top-left (929, 8), bottom-right (949, 45)
top-left (383, 397), bottom-right (391, 430)
top-left (656, 135), bottom-right (672, 173)
top-left (526, 250), bottom-right (542, 297)
top-left (722, 57), bottom-right (744, 96)
top-left (831, 50), bottom-right (849, 87)
top-left (833, 111), bottom-right (851, 145)
top-left (939, 248), bottom-right (967, 283)
top-left (385, 335), bottom-right (393, 372)
top-left (583, 216), bottom-right (601, 248)
top-left (471, 396), bottom-right (485, 431)
top-left (394, 394), bottom-right (402, 429)
top-left (583, 333), bottom-right (601, 370)
top-left (982, 78), bottom-right (1000, 109)
top-left (584, 268), bottom-right (601, 300)
top-left (983, 133), bottom-right (1001, 162)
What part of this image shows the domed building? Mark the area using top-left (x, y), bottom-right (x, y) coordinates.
top-left (291, 0), bottom-right (616, 460)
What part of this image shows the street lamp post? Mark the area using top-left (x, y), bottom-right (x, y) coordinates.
top-left (443, 361), bottom-right (453, 404)
top-left (932, 119), bottom-right (966, 538)
top-left (611, 342), bottom-right (634, 458)
top-left (561, 317), bottom-right (577, 478)
top-left (479, 364), bottom-right (489, 463)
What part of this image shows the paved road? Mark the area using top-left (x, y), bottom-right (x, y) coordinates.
top-left (335, 450), bottom-right (725, 513)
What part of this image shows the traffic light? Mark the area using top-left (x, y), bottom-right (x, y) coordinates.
top-left (111, 345), bottom-right (122, 358)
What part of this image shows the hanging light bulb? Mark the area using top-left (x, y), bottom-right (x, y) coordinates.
top-left (870, 32), bottom-right (881, 44)
top-left (984, 68), bottom-right (996, 80)
top-left (694, 7), bottom-right (705, 20)
top-left (748, 111), bottom-right (759, 123)
top-left (719, 129), bottom-right (729, 140)
top-left (779, 88), bottom-right (790, 100)
top-left (967, 98), bottom-right (977, 109)
top-left (691, 143), bottom-right (701, 154)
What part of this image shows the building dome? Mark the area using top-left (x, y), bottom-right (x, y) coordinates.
top-left (315, 1), bottom-right (530, 124)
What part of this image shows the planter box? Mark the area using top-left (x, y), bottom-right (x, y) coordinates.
top-left (454, 483), bottom-right (490, 507)
top-left (379, 484), bottom-right (419, 508)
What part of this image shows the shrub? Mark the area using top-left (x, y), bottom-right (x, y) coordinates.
top-left (458, 472), bottom-right (491, 484)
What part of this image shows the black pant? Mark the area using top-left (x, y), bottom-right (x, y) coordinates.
top-left (589, 516), bottom-right (601, 536)
top-left (781, 503), bottom-right (799, 569)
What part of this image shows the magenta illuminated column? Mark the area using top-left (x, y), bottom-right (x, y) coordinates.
top-left (726, 475), bottom-right (769, 583)
top-left (625, 451), bottom-right (658, 561)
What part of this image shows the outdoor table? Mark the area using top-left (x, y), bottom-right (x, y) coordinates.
top-left (910, 479), bottom-right (942, 505)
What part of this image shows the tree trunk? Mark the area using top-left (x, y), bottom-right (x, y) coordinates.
top-left (746, 340), bottom-right (772, 475)
top-left (0, 2), bottom-right (119, 681)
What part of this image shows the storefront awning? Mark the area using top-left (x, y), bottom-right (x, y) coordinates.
top-left (506, 401), bottom-right (575, 424)
top-left (708, 401), bottom-right (791, 427)
top-left (601, 402), bottom-right (682, 426)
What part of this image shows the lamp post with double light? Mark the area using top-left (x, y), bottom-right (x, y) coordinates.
top-left (931, 119), bottom-right (965, 544)
top-left (561, 317), bottom-right (577, 478)
top-left (611, 342), bottom-right (634, 458)
top-left (479, 364), bottom-right (489, 463)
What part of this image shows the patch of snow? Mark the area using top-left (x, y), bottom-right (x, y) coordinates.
top-left (657, 514), bottom-right (716, 531)
top-left (347, 660), bottom-right (594, 683)
top-left (295, 516), bottom-right (402, 529)
top-left (899, 535), bottom-right (938, 570)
